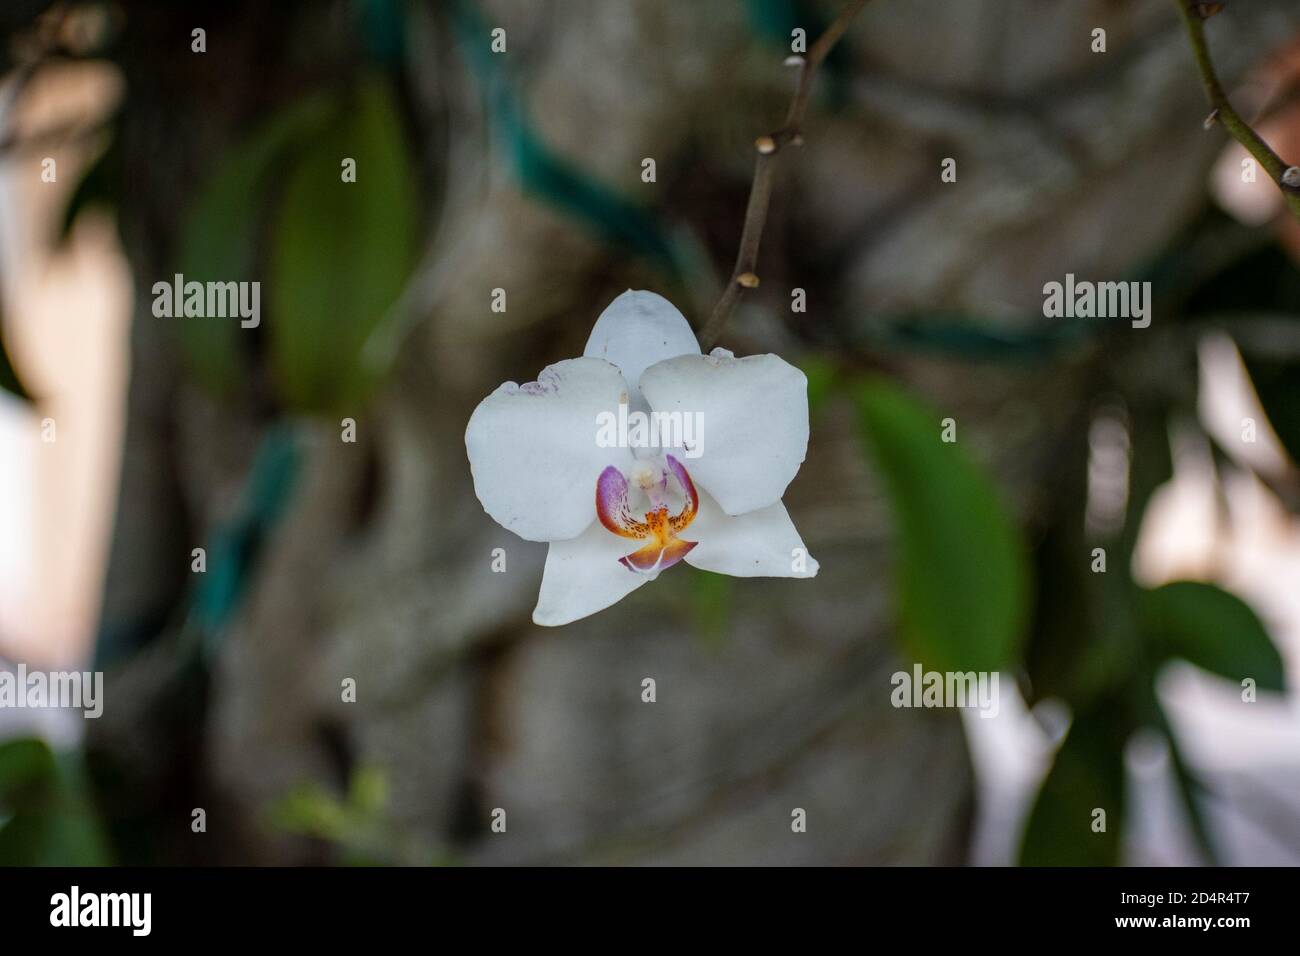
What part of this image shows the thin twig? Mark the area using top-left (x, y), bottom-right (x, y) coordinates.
top-left (1171, 0), bottom-right (1300, 222)
top-left (698, 0), bottom-right (870, 349)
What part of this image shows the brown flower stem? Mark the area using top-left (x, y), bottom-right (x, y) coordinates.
top-left (1171, 0), bottom-right (1300, 221)
top-left (699, 0), bottom-right (871, 349)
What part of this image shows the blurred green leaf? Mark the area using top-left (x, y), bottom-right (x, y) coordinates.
top-left (798, 355), bottom-right (838, 416)
top-left (269, 74), bottom-right (419, 411)
top-left (348, 765), bottom-right (389, 817)
top-left (1138, 580), bottom-right (1284, 692)
top-left (176, 93), bottom-right (335, 396)
top-left (689, 569), bottom-right (733, 646)
top-left (0, 737), bottom-right (55, 799)
top-left (269, 783), bottom-right (350, 842)
top-left (1019, 703), bottom-right (1128, 866)
top-left (855, 379), bottom-right (1029, 671)
top-left (268, 766), bottom-right (415, 865)
top-left (0, 739), bottom-right (110, 866)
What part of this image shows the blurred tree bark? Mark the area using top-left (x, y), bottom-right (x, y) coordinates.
top-left (83, 0), bottom-right (1299, 864)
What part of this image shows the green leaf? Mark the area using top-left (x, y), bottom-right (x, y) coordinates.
top-left (348, 766), bottom-right (389, 817)
top-left (175, 93), bottom-right (335, 396)
top-left (0, 739), bottom-right (110, 866)
top-left (855, 379), bottom-right (1030, 671)
top-left (1138, 580), bottom-right (1284, 692)
top-left (0, 737), bottom-right (55, 800)
top-left (268, 766), bottom-right (389, 853)
top-left (1019, 703), bottom-right (1128, 866)
top-left (268, 74), bottom-right (420, 412)
top-left (689, 570), bottom-right (733, 646)
top-left (797, 355), bottom-right (838, 416)
top-left (268, 784), bottom-right (350, 842)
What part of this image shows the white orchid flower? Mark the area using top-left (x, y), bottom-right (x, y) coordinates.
top-left (465, 290), bottom-right (818, 626)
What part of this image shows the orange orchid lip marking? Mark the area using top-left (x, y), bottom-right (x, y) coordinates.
top-left (596, 454), bottom-right (699, 573)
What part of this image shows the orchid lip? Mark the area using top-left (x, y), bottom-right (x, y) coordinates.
top-left (596, 454), bottom-right (699, 573)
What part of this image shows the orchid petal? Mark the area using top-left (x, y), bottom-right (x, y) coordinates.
top-left (533, 521), bottom-right (658, 626)
top-left (583, 290), bottom-right (700, 395)
top-left (684, 489), bottom-right (818, 578)
top-left (465, 357), bottom-right (634, 542)
top-left (639, 349), bottom-right (809, 515)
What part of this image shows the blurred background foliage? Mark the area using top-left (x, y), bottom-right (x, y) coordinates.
top-left (1, 0), bottom-right (1298, 866)
top-left (0, 737), bottom-right (108, 865)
